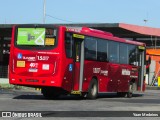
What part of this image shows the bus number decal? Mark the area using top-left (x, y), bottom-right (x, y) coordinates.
top-left (37, 56), bottom-right (49, 61)
top-left (29, 63), bottom-right (38, 68)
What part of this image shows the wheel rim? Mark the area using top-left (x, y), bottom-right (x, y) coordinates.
top-left (91, 84), bottom-right (97, 96)
top-left (129, 84), bottom-right (133, 93)
top-left (128, 84), bottom-right (133, 98)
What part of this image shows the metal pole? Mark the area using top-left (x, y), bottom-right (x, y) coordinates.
top-left (140, 51), bottom-right (145, 91)
top-left (155, 37), bottom-right (157, 49)
top-left (79, 40), bottom-right (84, 92)
top-left (43, 0), bottom-right (46, 23)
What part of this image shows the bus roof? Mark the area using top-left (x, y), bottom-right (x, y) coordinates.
top-left (65, 26), bottom-right (145, 46)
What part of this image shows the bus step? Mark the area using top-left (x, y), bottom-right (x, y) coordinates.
top-left (71, 91), bottom-right (81, 95)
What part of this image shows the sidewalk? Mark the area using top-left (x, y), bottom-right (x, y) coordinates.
top-left (146, 85), bottom-right (160, 90)
top-left (0, 78), bottom-right (36, 90)
top-left (0, 78), bottom-right (14, 88)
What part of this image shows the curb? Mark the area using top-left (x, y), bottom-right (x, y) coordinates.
top-left (0, 84), bottom-right (14, 89)
top-left (0, 83), bottom-right (34, 90)
top-left (146, 86), bottom-right (160, 90)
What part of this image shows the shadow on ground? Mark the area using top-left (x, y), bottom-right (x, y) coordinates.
top-left (13, 93), bottom-right (144, 101)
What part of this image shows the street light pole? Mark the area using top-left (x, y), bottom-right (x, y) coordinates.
top-left (43, 0), bottom-right (46, 23)
top-left (144, 19), bottom-right (148, 25)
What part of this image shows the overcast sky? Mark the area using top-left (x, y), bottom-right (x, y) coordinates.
top-left (0, 0), bottom-right (160, 28)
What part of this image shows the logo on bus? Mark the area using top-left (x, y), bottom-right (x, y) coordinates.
top-left (93, 68), bottom-right (108, 76)
top-left (23, 56), bottom-right (36, 61)
top-left (93, 68), bottom-right (101, 74)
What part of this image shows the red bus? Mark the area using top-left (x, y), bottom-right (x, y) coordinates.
top-left (9, 24), bottom-right (146, 99)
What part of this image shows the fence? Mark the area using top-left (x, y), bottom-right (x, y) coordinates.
top-left (0, 65), bottom-right (8, 78)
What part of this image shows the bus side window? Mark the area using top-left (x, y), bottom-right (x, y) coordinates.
top-left (85, 37), bottom-right (97, 60)
top-left (108, 41), bottom-right (119, 63)
top-left (97, 39), bottom-right (108, 62)
top-left (119, 43), bottom-right (128, 64)
top-left (128, 45), bottom-right (139, 66)
top-left (65, 33), bottom-right (73, 58)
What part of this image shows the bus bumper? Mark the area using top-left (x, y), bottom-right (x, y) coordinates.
top-left (9, 74), bottom-right (61, 87)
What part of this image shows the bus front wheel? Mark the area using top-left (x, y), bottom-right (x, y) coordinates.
top-left (127, 83), bottom-right (135, 98)
top-left (87, 79), bottom-right (98, 99)
top-left (117, 92), bottom-right (127, 97)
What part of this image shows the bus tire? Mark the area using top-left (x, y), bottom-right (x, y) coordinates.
top-left (127, 83), bottom-right (134, 98)
top-left (87, 78), bottom-right (98, 99)
top-left (117, 92), bottom-right (127, 97)
top-left (42, 87), bottom-right (60, 99)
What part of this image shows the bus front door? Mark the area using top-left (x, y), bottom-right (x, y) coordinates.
top-left (71, 37), bottom-right (84, 94)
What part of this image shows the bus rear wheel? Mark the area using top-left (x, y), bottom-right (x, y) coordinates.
top-left (87, 79), bottom-right (98, 99)
top-left (41, 87), bottom-right (61, 99)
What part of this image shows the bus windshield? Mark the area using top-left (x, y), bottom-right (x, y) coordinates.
top-left (15, 27), bottom-right (57, 49)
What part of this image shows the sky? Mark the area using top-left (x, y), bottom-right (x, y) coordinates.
top-left (0, 0), bottom-right (160, 28)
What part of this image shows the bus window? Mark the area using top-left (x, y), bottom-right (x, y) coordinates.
top-left (75, 40), bottom-right (81, 62)
top-left (128, 45), bottom-right (139, 66)
top-left (16, 28), bottom-right (57, 49)
top-left (97, 39), bottom-right (108, 62)
top-left (85, 37), bottom-right (97, 60)
top-left (119, 43), bottom-right (128, 64)
top-left (108, 41), bottom-right (119, 63)
top-left (65, 33), bottom-right (73, 58)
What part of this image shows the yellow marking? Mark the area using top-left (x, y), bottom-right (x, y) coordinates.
top-left (17, 61), bottom-right (25, 67)
top-left (71, 91), bottom-right (81, 95)
top-left (35, 88), bottom-right (42, 91)
top-left (158, 77), bottom-right (160, 87)
top-left (73, 34), bottom-right (85, 39)
top-left (138, 46), bottom-right (145, 50)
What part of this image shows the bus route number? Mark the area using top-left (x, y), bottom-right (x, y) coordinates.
top-left (37, 56), bottom-right (49, 61)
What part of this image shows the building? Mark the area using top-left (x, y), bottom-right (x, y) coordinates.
top-left (0, 24), bottom-right (12, 78)
top-left (1, 23), bottom-right (160, 85)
